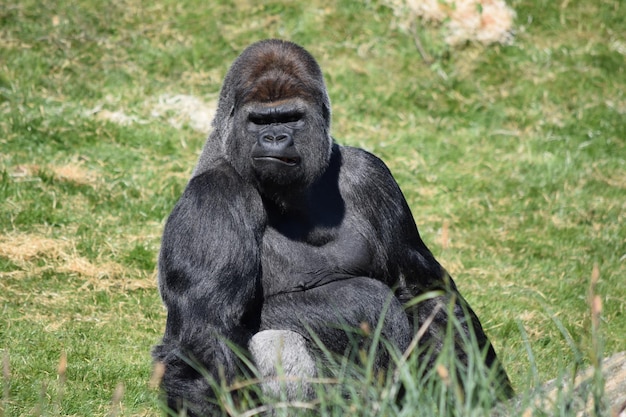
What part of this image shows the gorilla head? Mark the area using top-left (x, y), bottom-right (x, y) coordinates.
top-left (200, 40), bottom-right (333, 199)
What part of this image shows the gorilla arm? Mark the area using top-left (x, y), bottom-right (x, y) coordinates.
top-left (386, 187), bottom-right (515, 397)
top-left (153, 161), bottom-right (265, 413)
top-left (340, 147), bottom-right (513, 397)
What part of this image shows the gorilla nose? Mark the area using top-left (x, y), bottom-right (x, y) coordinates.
top-left (259, 130), bottom-right (294, 150)
top-left (262, 133), bottom-right (290, 143)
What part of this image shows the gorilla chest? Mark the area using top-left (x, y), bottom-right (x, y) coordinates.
top-left (260, 220), bottom-right (378, 296)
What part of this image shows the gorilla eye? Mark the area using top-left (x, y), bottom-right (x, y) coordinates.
top-left (281, 112), bottom-right (304, 123)
top-left (248, 110), bottom-right (304, 126)
top-left (248, 114), bottom-right (270, 125)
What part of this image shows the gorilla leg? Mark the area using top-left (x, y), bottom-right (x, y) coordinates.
top-left (256, 277), bottom-right (412, 399)
top-left (413, 292), bottom-right (515, 398)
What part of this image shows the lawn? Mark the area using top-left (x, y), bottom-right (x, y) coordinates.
top-left (1, 0), bottom-right (624, 415)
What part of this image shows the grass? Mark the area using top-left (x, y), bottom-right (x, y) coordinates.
top-left (1, 0), bottom-right (624, 415)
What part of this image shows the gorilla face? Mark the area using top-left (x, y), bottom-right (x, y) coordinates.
top-left (246, 100), bottom-right (307, 186)
top-left (240, 98), bottom-right (332, 193)
top-left (212, 40), bottom-right (333, 196)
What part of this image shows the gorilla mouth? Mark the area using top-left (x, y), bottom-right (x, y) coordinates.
top-left (253, 156), bottom-right (300, 166)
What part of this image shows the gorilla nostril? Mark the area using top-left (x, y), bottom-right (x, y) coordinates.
top-left (261, 133), bottom-right (292, 146)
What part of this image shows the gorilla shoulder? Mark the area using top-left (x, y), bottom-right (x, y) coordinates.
top-left (335, 145), bottom-right (405, 200)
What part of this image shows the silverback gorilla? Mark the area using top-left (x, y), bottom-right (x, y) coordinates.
top-left (153, 39), bottom-right (512, 415)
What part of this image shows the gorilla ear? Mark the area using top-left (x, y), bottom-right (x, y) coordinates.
top-left (322, 103), bottom-right (331, 125)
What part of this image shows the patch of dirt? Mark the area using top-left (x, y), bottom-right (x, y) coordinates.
top-left (151, 94), bottom-right (216, 133)
top-left (387, 0), bottom-right (516, 46)
top-left (87, 93), bottom-right (217, 134)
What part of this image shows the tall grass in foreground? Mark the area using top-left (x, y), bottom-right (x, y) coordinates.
top-left (0, 265), bottom-right (612, 417)
top-left (5, 270), bottom-right (607, 417)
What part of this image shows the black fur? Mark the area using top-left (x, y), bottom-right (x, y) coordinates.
top-left (153, 39), bottom-right (512, 416)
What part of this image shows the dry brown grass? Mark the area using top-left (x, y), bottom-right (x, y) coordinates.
top-left (0, 232), bottom-right (69, 263)
top-left (0, 232), bottom-right (155, 291)
top-left (8, 162), bottom-right (100, 187)
top-left (51, 163), bottom-right (99, 187)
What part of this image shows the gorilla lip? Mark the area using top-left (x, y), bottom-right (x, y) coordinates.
top-left (253, 156), bottom-right (300, 166)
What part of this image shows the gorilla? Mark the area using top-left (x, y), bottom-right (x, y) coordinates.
top-left (153, 39), bottom-right (512, 416)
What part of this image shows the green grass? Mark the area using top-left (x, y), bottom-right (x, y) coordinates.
top-left (1, 0), bottom-right (624, 415)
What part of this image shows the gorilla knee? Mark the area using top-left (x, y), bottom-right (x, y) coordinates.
top-left (249, 330), bottom-right (316, 400)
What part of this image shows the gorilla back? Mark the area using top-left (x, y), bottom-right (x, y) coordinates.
top-left (153, 39), bottom-right (513, 416)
